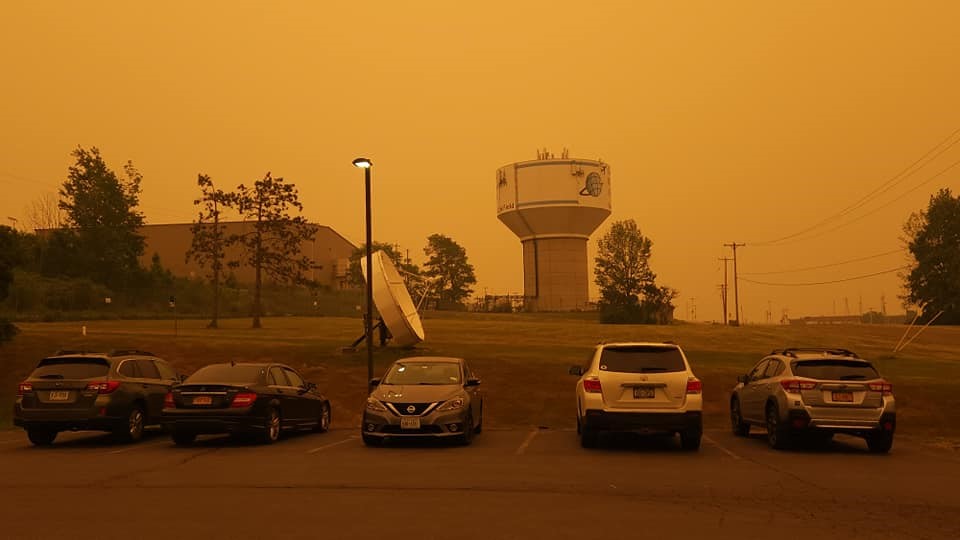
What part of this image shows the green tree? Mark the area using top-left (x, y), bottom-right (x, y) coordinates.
top-left (903, 188), bottom-right (960, 324)
top-left (0, 226), bottom-right (20, 343)
top-left (58, 146), bottom-right (146, 287)
top-left (594, 219), bottom-right (676, 324)
top-left (231, 172), bottom-right (316, 328)
top-left (422, 234), bottom-right (476, 309)
top-left (186, 174), bottom-right (234, 328)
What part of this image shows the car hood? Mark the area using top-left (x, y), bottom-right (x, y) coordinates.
top-left (372, 384), bottom-right (463, 403)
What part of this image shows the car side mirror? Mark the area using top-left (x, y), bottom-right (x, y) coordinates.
top-left (304, 381), bottom-right (317, 391)
top-left (178, 374), bottom-right (188, 383)
top-left (465, 378), bottom-right (481, 387)
top-left (569, 366), bottom-right (584, 376)
top-left (737, 374), bottom-right (749, 384)
top-left (369, 378), bottom-right (381, 388)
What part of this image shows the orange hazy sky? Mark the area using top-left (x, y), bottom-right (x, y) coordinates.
top-left (2, 1), bottom-right (958, 322)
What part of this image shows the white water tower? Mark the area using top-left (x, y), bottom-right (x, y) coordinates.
top-left (496, 151), bottom-right (612, 311)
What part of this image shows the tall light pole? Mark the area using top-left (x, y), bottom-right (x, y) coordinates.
top-left (353, 157), bottom-right (374, 383)
top-left (724, 242), bottom-right (745, 326)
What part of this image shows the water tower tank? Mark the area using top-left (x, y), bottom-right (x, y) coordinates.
top-left (496, 155), bottom-right (612, 311)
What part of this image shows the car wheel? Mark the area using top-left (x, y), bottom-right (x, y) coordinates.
top-left (580, 426), bottom-right (598, 449)
top-left (765, 403), bottom-right (792, 450)
top-left (474, 405), bottom-right (483, 434)
top-left (730, 397), bottom-right (750, 437)
top-left (116, 404), bottom-right (145, 443)
top-left (361, 433), bottom-right (382, 447)
top-left (314, 402), bottom-right (331, 433)
top-left (260, 407), bottom-right (281, 444)
top-left (680, 429), bottom-right (702, 451)
top-left (866, 431), bottom-right (894, 454)
top-left (27, 428), bottom-right (58, 446)
top-left (172, 431), bottom-right (197, 446)
top-left (456, 412), bottom-right (475, 446)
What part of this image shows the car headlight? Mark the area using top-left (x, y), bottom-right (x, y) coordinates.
top-left (437, 398), bottom-right (465, 412)
top-left (365, 398), bottom-right (386, 412)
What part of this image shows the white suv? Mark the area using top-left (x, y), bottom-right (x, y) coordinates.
top-left (570, 342), bottom-right (703, 450)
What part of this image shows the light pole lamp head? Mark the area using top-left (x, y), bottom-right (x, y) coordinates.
top-left (352, 157), bottom-right (372, 169)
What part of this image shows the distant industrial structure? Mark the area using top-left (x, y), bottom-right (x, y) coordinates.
top-left (496, 150), bottom-right (612, 311)
top-left (137, 222), bottom-right (355, 289)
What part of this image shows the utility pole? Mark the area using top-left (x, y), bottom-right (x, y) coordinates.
top-left (723, 243), bottom-right (745, 326)
top-left (718, 257), bottom-right (731, 325)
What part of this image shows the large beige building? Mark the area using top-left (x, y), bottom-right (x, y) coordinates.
top-left (139, 222), bottom-right (356, 289)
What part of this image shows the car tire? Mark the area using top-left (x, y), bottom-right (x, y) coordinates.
top-left (866, 431), bottom-right (894, 454)
top-left (730, 397), bottom-right (750, 437)
top-left (260, 407), bottom-right (281, 445)
top-left (116, 404), bottom-right (145, 443)
top-left (680, 429), bottom-right (702, 451)
top-left (456, 412), bottom-right (475, 446)
top-left (314, 402), bottom-right (331, 433)
top-left (765, 403), bottom-right (792, 450)
top-left (27, 428), bottom-right (58, 446)
top-left (361, 433), bottom-right (382, 447)
top-left (172, 431), bottom-right (197, 446)
top-left (580, 426), bottom-right (598, 449)
top-left (474, 405), bottom-right (483, 434)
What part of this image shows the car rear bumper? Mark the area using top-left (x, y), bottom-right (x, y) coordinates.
top-left (790, 409), bottom-right (896, 434)
top-left (161, 409), bottom-right (265, 435)
top-left (582, 410), bottom-right (702, 434)
top-left (14, 407), bottom-right (126, 432)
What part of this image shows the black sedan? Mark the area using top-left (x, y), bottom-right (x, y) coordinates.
top-left (162, 362), bottom-right (331, 445)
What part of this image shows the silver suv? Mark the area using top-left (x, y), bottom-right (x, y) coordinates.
top-left (570, 342), bottom-right (703, 450)
top-left (729, 348), bottom-right (896, 453)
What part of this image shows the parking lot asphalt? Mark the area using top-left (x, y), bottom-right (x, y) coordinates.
top-left (0, 427), bottom-right (957, 540)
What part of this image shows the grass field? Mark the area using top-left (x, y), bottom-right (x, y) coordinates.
top-left (2, 314), bottom-right (959, 446)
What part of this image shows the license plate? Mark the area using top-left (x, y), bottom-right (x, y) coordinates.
top-left (400, 417), bottom-right (421, 430)
top-left (192, 396), bottom-right (213, 406)
top-left (633, 386), bottom-right (655, 399)
top-left (832, 392), bottom-right (854, 403)
top-left (48, 391), bottom-right (70, 401)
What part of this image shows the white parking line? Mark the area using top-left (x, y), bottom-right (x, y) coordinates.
top-left (307, 436), bottom-right (358, 454)
top-left (703, 435), bottom-right (742, 460)
top-left (107, 440), bottom-right (170, 455)
top-left (515, 429), bottom-right (540, 455)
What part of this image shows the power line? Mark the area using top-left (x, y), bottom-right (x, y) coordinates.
top-left (740, 266), bottom-right (909, 287)
top-left (752, 127), bottom-right (960, 246)
top-left (740, 248), bottom-right (906, 275)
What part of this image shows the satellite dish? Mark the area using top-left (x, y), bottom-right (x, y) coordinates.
top-left (360, 250), bottom-right (425, 347)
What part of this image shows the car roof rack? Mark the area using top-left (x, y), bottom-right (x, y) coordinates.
top-left (53, 349), bottom-right (99, 356)
top-left (108, 349), bottom-right (156, 357)
top-left (770, 347), bottom-right (858, 358)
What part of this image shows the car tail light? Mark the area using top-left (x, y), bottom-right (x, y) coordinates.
top-left (583, 378), bottom-right (602, 393)
top-left (17, 382), bottom-right (33, 396)
top-left (686, 378), bottom-right (702, 394)
top-left (163, 392), bottom-right (175, 409)
top-left (780, 379), bottom-right (817, 393)
top-left (86, 381), bottom-right (122, 394)
top-left (231, 392), bottom-right (258, 408)
top-left (868, 381), bottom-right (893, 396)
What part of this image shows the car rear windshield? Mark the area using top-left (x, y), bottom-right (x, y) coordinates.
top-left (383, 362), bottom-right (461, 385)
top-left (599, 346), bottom-right (686, 373)
top-left (185, 365), bottom-right (265, 384)
top-left (792, 360), bottom-right (880, 380)
top-left (32, 357), bottom-right (110, 379)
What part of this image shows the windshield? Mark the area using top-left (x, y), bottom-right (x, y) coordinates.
top-left (383, 361), bottom-right (461, 385)
top-left (32, 357), bottom-right (110, 379)
top-left (792, 360), bottom-right (880, 380)
top-left (599, 346), bottom-right (686, 373)
top-left (185, 364), bottom-right (265, 384)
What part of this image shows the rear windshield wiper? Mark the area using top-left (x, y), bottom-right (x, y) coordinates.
top-left (839, 375), bottom-right (867, 380)
top-left (37, 374), bottom-right (65, 379)
top-left (639, 367), bottom-right (670, 373)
